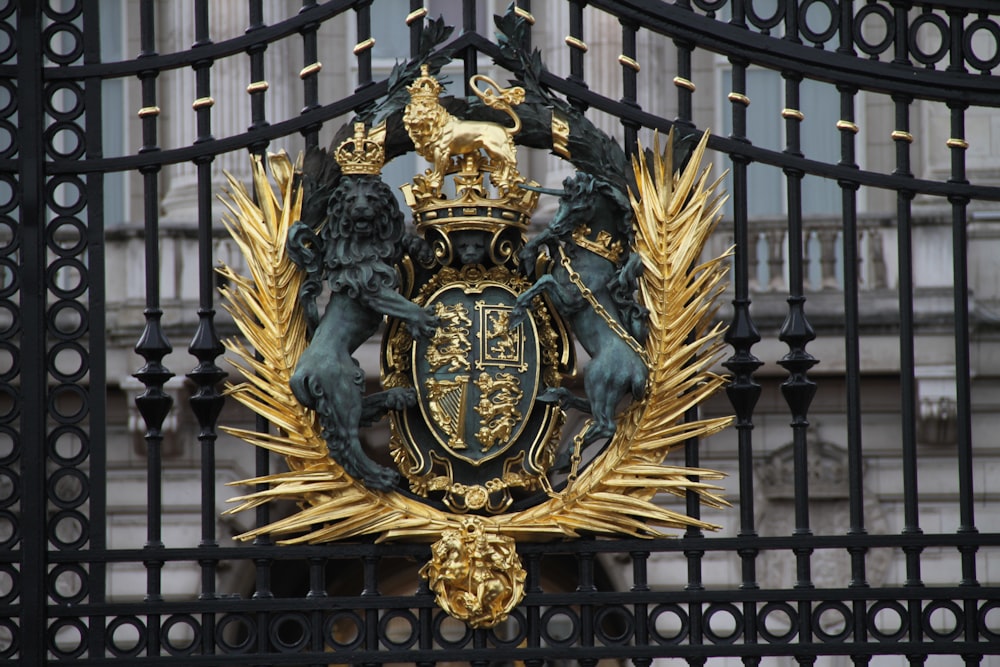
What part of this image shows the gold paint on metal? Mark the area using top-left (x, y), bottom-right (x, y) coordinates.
top-left (137, 106), bottom-right (160, 118)
top-left (420, 518), bottom-right (526, 628)
top-left (781, 108), bottom-right (804, 121)
top-left (551, 111), bottom-right (571, 159)
top-left (836, 120), bottom-right (859, 133)
top-left (405, 7), bottom-right (428, 24)
top-left (353, 37), bottom-right (375, 55)
top-left (514, 7), bottom-right (535, 24)
top-left (892, 130), bottom-right (913, 143)
top-left (473, 371), bottom-right (523, 454)
top-left (246, 81), bottom-right (269, 94)
top-left (618, 54), bottom-right (640, 72)
top-left (947, 138), bottom-right (969, 149)
top-left (571, 224), bottom-right (624, 264)
top-left (192, 96), bottom-right (215, 111)
top-left (565, 35), bottom-right (588, 52)
top-left (673, 76), bottom-right (696, 92)
top-left (728, 92), bottom-right (750, 106)
top-left (335, 122), bottom-right (386, 175)
top-left (221, 129), bottom-right (730, 549)
top-left (299, 62), bottom-right (322, 79)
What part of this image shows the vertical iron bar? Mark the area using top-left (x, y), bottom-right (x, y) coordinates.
top-left (82, 1), bottom-right (108, 658)
top-left (837, 84), bottom-right (869, 665)
top-left (891, 95), bottom-right (924, 664)
top-left (408, 0), bottom-right (425, 58)
top-left (299, 0), bottom-right (322, 149)
top-left (187, 1), bottom-right (225, 659)
top-left (778, 71), bottom-right (817, 666)
top-left (462, 0), bottom-right (478, 94)
top-left (307, 557), bottom-right (327, 667)
top-left (631, 551), bottom-right (651, 667)
top-left (416, 572), bottom-right (436, 667)
top-left (362, 555), bottom-right (380, 667)
top-left (566, 0), bottom-right (588, 111)
top-left (673, 40), bottom-right (695, 129)
top-left (946, 102), bottom-right (980, 664)
top-left (17, 1), bottom-right (46, 663)
top-left (723, 52), bottom-right (763, 667)
top-left (247, 0), bottom-right (269, 152)
top-left (355, 0), bottom-right (374, 93)
top-left (524, 552), bottom-right (543, 667)
top-left (577, 550), bottom-right (597, 667)
top-left (618, 19), bottom-right (640, 157)
top-left (133, 0), bottom-right (170, 657)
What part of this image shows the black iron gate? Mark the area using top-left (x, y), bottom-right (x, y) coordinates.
top-left (5, 0), bottom-right (1000, 663)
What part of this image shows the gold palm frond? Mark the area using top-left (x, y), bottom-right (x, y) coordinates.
top-left (220, 133), bottom-right (731, 544)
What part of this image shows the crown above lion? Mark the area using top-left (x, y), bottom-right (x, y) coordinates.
top-left (335, 122), bottom-right (385, 175)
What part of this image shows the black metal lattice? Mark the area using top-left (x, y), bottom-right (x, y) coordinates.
top-left (5, 0), bottom-right (1000, 664)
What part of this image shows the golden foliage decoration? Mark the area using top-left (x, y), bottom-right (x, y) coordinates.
top-left (221, 132), bottom-right (731, 544)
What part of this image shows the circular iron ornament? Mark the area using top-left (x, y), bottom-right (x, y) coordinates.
top-left (48, 383), bottom-right (89, 424)
top-left (0, 218), bottom-right (16, 253)
top-left (0, 259), bottom-right (19, 299)
top-left (48, 341), bottom-right (89, 383)
top-left (44, 82), bottom-right (84, 122)
top-left (0, 120), bottom-right (15, 161)
top-left (908, 13), bottom-right (950, 67)
top-left (43, 0), bottom-right (83, 21)
top-left (594, 604), bottom-right (635, 645)
top-left (45, 176), bottom-right (86, 216)
top-left (853, 4), bottom-right (895, 58)
top-left (48, 425), bottom-right (89, 466)
top-left (47, 563), bottom-right (88, 605)
top-left (44, 121), bottom-right (86, 160)
top-left (540, 606), bottom-right (581, 646)
top-left (41, 23), bottom-right (85, 65)
top-left (47, 467), bottom-right (89, 509)
top-left (867, 600), bottom-right (908, 642)
top-left (692, 0), bottom-right (728, 15)
top-left (47, 217), bottom-right (87, 257)
top-left (161, 614), bottom-right (201, 656)
top-left (48, 300), bottom-right (88, 341)
top-left (269, 612), bottom-right (311, 652)
top-left (47, 617), bottom-right (88, 659)
top-left (378, 609), bottom-right (418, 649)
top-left (812, 600), bottom-right (853, 642)
top-left (746, 0), bottom-right (785, 32)
top-left (0, 304), bottom-right (18, 340)
top-left (977, 600), bottom-right (1000, 642)
top-left (0, 563), bottom-right (19, 604)
top-left (323, 610), bottom-right (364, 650)
top-left (46, 258), bottom-right (88, 299)
top-left (216, 613), bottom-right (257, 653)
top-left (798, 0), bottom-right (839, 46)
top-left (963, 19), bottom-right (1000, 73)
top-left (47, 509), bottom-right (88, 550)
top-left (0, 509), bottom-right (18, 549)
top-left (703, 602), bottom-right (744, 644)
top-left (488, 608), bottom-right (527, 648)
top-left (106, 615), bottom-right (148, 658)
top-left (650, 603), bottom-right (690, 644)
top-left (0, 174), bottom-right (18, 213)
top-left (431, 609), bottom-right (473, 648)
top-left (0, 24), bottom-right (15, 64)
top-left (921, 599), bottom-right (963, 642)
top-left (0, 343), bottom-right (17, 382)
top-left (757, 601), bottom-right (799, 644)
top-left (0, 386), bottom-right (18, 424)
top-left (0, 468), bottom-right (17, 508)
top-left (0, 617), bottom-right (16, 659)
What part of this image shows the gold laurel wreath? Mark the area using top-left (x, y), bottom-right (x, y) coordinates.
top-left (221, 129), bottom-right (731, 544)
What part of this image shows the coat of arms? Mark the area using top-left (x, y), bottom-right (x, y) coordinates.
top-left (219, 9), bottom-right (732, 628)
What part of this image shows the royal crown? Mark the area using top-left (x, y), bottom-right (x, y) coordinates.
top-left (335, 122), bottom-right (385, 175)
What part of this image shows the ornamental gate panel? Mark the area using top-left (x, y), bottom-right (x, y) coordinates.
top-left (5, 0), bottom-right (1000, 664)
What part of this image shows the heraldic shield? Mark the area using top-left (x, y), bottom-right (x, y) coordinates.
top-left (218, 7), bottom-right (734, 630)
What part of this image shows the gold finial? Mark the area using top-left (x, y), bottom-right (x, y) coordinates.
top-left (335, 122), bottom-right (385, 175)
